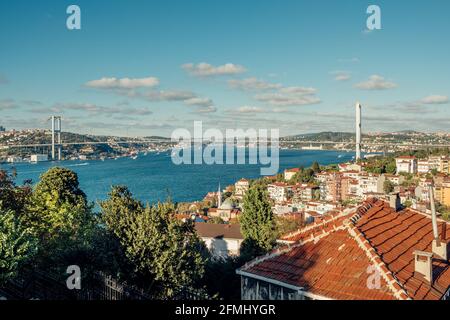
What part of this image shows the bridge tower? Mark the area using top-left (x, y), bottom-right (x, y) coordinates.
top-left (50, 116), bottom-right (62, 161)
top-left (355, 102), bottom-right (362, 161)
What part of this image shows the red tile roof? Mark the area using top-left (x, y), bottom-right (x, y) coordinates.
top-left (238, 199), bottom-right (450, 300)
top-left (195, 222), bottom-right (243, 239)
top-left (354, 201), bottom-right (450, 300)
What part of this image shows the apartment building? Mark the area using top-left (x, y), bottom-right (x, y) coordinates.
top-left (395, 156), bottom-right (417, 174)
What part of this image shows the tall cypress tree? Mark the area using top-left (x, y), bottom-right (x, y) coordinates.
top-left (240, 184), bottom-right (276, 259)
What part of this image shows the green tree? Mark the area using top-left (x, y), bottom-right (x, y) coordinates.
top-left (200, 256), bottom-right (244, 300)
top-left (0, 170), bottom-right (32, 214)
top-left (385, 160), bottom-right (397, 174)
top-left (300, 168), bottom-right (315, 183)
top-left (403, 199), bottom-right (413, 208)
top-left (275, 215), bottom-right (304, 237)
top-left (240, 184), bottom-right (276, 259)
top-left (311, 161), bottom-right (321, 173)
top-left (313, 189), bottom-right (321, 200)
top-left (22, 167), bottom-right (97, 270)
top-left (100, 186), bottom-right (207, 298)
top-left (208, 216), bottom-right (225, 224)
top-left (23, 167), bottom-right (94, 240)
top-left (0, 208), bottom-right (36, 284)
top-left (383, 180), bottom-right (395, 194)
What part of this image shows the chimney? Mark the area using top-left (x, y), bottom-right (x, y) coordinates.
top-left (388, 192), bottom-right (401, 212)
top-left (428, 185), bottom-right (448, 260)
top-left (413, 250), bottom-right (433, 283)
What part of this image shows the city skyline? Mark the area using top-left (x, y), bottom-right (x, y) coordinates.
top-left (1, 0), bottom-right (450, 137)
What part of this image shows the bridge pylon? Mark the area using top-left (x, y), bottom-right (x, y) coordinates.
top-left (50, 116), bottom-right (62, 161)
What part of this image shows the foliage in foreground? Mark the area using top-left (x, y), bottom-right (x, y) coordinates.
top-left (0, 208), bottom-right (36, 284)
top-left (100, 186), bottom-right (207, 298)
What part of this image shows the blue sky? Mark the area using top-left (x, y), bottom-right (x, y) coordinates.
top-left (1, 0), bottom-right (450, 137)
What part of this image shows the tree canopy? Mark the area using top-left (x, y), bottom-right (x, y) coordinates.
top-left (0, 208), bottom-right (36, 284)
top-left (100, 186), bottom-right (207, 298)
top-left (240, 184), bottom-right (276, 259)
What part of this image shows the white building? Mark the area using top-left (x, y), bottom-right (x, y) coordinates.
top-left (284, 168), bottom-right (300, 181)
top-left (272, 204), bottom-right (296, 215)
top-left (395, 156), bottom-right (417, 174)
top-left (298, 201), bottom-right (338, 215)
top-left (383, 174), bottom-right (405, 185)
top-left (357, 173), bottom-right (383, 197)
top-left (417, 160), bottom-right (431, 174)
top-left (195, 223), bottom-right (244, 259)
top-left (30, 154), bottom-right (48, 162)
top-left (427, 156), bottom-right (442, 171)
top-left (338, 162), bottom-right (362, 172)
top-left (292, 184), bottom-right (318, 202)
top-left (234, 178), bottom-right (249, 199)
top-left (267, 182), bottom-right (292, 204)
top-left (6, 156), bottom-right (24, 163)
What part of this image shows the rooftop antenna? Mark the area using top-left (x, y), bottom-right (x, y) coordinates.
top-left (428, 184), bottom-right (440, 243)
top-left (428, 183), bottom-right (447, 260)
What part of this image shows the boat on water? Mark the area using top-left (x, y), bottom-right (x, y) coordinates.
top-left (131, 155), bottom-right (138, 160)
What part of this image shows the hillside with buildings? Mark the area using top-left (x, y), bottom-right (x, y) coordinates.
top-left (172, 150), bottom-right (450, 300)
top-left (0, 128), bottom-right (173, 162)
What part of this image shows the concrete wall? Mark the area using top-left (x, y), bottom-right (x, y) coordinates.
top-left (202, 237), bottom-right (243, 258)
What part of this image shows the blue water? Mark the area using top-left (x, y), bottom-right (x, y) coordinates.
top-left (0, 150), bottom-right (354, 205)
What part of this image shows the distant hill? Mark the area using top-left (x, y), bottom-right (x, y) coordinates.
top-left (282, 132), bottom-right (354, 142)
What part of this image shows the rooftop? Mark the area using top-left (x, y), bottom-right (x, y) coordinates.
top-left (195, 222), bottom-right (243, 240)
top-left (238, 199), bottom-right (450, 300)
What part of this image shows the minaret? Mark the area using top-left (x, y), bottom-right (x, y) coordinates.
top-left (217, 183), bottom-right (222, 208)
top-left (355, 102), bottom-right (362, 161)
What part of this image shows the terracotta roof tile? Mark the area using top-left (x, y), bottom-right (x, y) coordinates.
top-left (239, 199), bottom-right (450, 300)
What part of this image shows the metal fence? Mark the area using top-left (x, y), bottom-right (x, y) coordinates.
top-left (0, 269), bottom-right (207, 300)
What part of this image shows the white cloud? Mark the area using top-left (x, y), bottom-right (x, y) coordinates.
top-left (278, 87), bottom-right (317, 94)
top-left (420, 95), bottom-right (449, 105)
top-left (50, 102), bottom-right (153, 116)
top-left (194, 105), bottom-right (217, 113)
top-left (331, 71), bottom-right (351, 81)
top-left (226, 74), bottom-right (320, 107)
top-left (182, 62), bottom-right (246, 77)
top-left (85, 76), bottom-right (160, 89)
top-left (230, 106), bottom-right (264, 114)
top-left (0, 99), bottom-right (18, 110)
top-left (255, 91), bottom-right (320, 107)
top-left (354, 75), bottom-right (397, 90)
top-left (272, 107), bottom-right (288, 113)
top-left (228, 77), bottom-right (281, 91)
top-left (184, 97), bottom-right (214, 107)
top-left (142, 90), bottom-right (196, 102)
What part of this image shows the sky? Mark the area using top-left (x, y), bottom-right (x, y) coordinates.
top-left (1, 0), bottom-right (450, 137)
